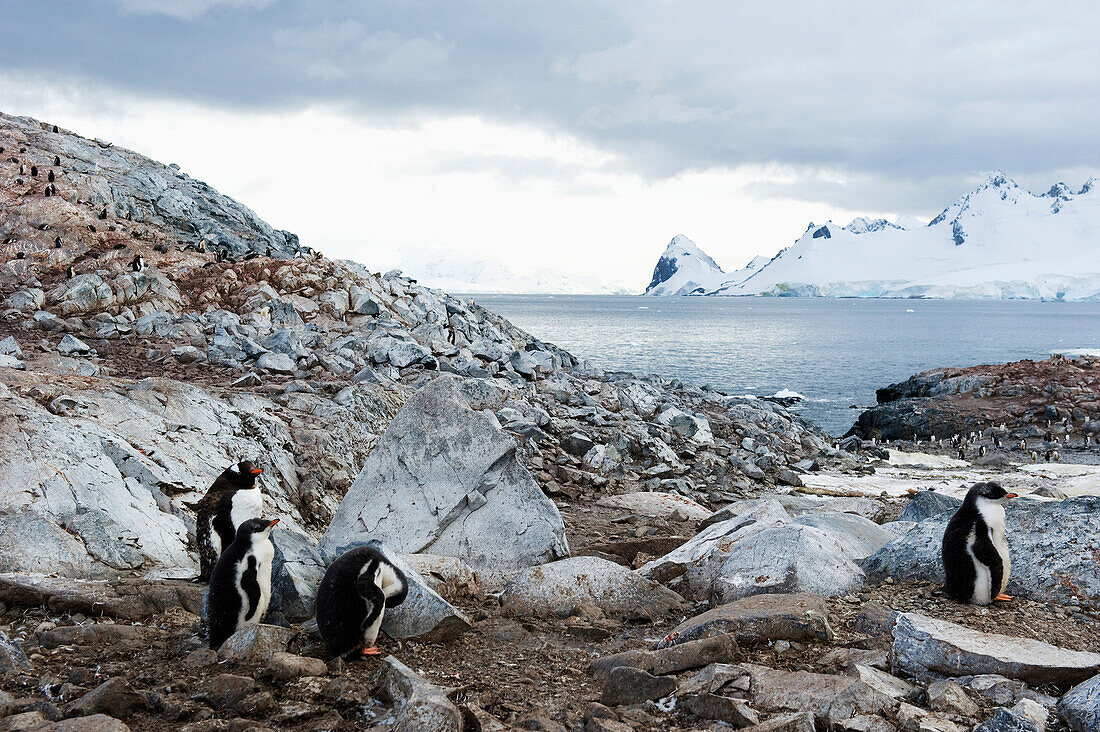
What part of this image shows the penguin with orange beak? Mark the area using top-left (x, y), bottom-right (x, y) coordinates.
top-left (942, 481), bottom-right (1018, 605)
top-left (206, 516), bottom-right (280, 648)
top-left (193, 460), bottom-right (266, 581)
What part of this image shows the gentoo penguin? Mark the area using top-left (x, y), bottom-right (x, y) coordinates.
top-left (54, 235), bottom-right (63, 248)
top-left (205, 517), bottom-right (279, 648)
top-left (193, 460), bottom-right (265, 582)
top-left (316, 545), bottom-right (408, 659)
top-left (942, 482), bottom-right (1017, 605)
top-left (47, 170), bottom-right (54, 182)
top-left (30, 165), bottom-right (37, 177)
top-left (66, 265), bottom-right (76, 279)
top-left (53, 155), bottom-right (61, 166)
top-left (129, 254), bottom-right (144, 272)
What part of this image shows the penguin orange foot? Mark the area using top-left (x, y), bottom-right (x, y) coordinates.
top-left (362, 646), bottom-right (381, 656)
top-left (994, 593), bottom-right (1013, 601)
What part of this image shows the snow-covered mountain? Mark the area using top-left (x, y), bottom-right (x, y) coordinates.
top-left (645, 235), bottom-right (768, 295)
top-left (645, 172), bottom-right (1100, 300)
top-left (392, 246), bottom-right (633, 294)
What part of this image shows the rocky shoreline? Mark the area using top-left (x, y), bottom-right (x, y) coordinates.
top-left (2, 112), bottom-right (1100, 731)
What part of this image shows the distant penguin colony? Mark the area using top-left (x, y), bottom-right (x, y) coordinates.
top-left (316, 545), bottom-right (409, 659)
top-left (194, 460), bottom-right (265, 582)
top-left (205, 517), bottom-right (279, 648)
top-left (942, 482), bottom-right (1017, 605)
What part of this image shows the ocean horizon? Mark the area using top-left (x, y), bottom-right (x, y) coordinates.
top-left (468, 294), bottom-right (1100, 436)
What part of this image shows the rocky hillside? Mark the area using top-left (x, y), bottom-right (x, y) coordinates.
top-left (0, 110), bottom-right (834, 581)
top-left (3, 113), bottom-right (1100, 732)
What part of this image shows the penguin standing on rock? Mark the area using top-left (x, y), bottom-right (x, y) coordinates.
top-left (205, 517), bottom-right (279, 648)
top-left (193, 460), bottom-right (265, 582)
top-left (316, 545), bottom-right (408, 659)
top-left (130, 254), bottom-right (144, 272)
top-left (942, 482), bottom-right (1017, 605)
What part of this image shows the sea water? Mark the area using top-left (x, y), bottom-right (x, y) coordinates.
top-left (468, 295), bottom-right (1100, 436)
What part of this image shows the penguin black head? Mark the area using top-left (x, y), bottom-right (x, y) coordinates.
top-left (966, 481), bottom-right (1016, 503)
top-left (53, 155), bottom-right (61, 166)
top-left (235, 517), bottom-right (279, 540)
top-left (233, 460), bottom-right (263, 488)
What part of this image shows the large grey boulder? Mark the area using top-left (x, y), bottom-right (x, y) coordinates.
top-left (1059, 673), bottom-right (1100, 732)
top-left (864, 496), bottom-right (1100, 605)
top-left (639, 500), bottom-right (790, 584)
top-left (639, 501), bottom-right (864, 603)
top-left (897, 491), bottom-right (962, 523)
top-left (319, 376), bottom-right (568, 586)
top-left (891, 612), bottom-right (1100, 686)
top-left (269, 528), bottom-right (327, 622)
top-left (500, 556), bottom-right (684, 621)
top-left (791, 512), bottom-right (892, 561)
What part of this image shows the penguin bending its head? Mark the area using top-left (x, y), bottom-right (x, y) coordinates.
top-left (942, 481), bottom-right (1017, 605)
top-left (316, 545), bottom-right (408, 659)
top-left (205, 517), bottom-right (279, 648)
top-left (194, 460), bottom-right (265, 582)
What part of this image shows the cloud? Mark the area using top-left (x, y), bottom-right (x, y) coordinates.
top-left (2, 1), bottom-right (1099, 214)
top-left (273, 22), bottom-right (453, 83)
top-left (109, 0), bottom-right (274, 20)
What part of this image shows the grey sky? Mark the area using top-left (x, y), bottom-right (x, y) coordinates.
top-left (4, 1), bottom-right (1098, 213)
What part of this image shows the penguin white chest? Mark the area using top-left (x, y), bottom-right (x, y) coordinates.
top-left (358, 563), bottom-right (387, 647)
top-left (237, 537), bottom-right (275, 627)
top-left (977, 499), bottom-right (1011, 591)
top-left (230, 488), bottom-right (263, 530)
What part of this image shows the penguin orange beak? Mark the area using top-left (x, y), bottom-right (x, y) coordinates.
top-left (250, 468), bottom-right (263, 475)
top-left (1005, 493), bottom-right (1018, 499)
top-left (267, 519), bottom-right (280, 528)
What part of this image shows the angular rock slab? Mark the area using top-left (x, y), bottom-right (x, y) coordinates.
top-left (745, 663), bottom-right (907, 727)
top-left (1059, 673), bottom-right (1100, 732)
top-left (217, 624), bottom-right (296, 664)
top-left (320, 376), bottom-right (568, 587)
top-left (500, 556), bottom-right (685, 621)
top-left (665, 593), bottom-right (833, 646)
top-left (0, 573), bottom-right (203, 620)
top-left (270, 527), bottom-right (327, 622)
top-left (891, 612), bottom-right (1100, 686)
top-left (597, 491), bottom-right (711, 521)
top-left (864, 496), bottom-right (1100, 606)
top-left (321, 540), bottom-right (472, 642)
top-left (374, 655), bottom-right (463, 732)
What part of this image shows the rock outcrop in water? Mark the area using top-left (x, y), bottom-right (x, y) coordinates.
top-left (848, 355), bottom-right (1100, 455)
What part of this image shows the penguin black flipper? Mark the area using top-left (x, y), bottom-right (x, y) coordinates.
top-left (941, 508), bottom-right (977, 603)
top-left (241, 554), bottom-right (261, 622)
top-left (355, 574), bottom-right (385, 630)
top-left (971, 527), bottom-right (1004, 601)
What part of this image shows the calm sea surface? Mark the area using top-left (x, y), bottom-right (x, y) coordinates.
top-left (466, 295), bottom-right (1100, 436)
